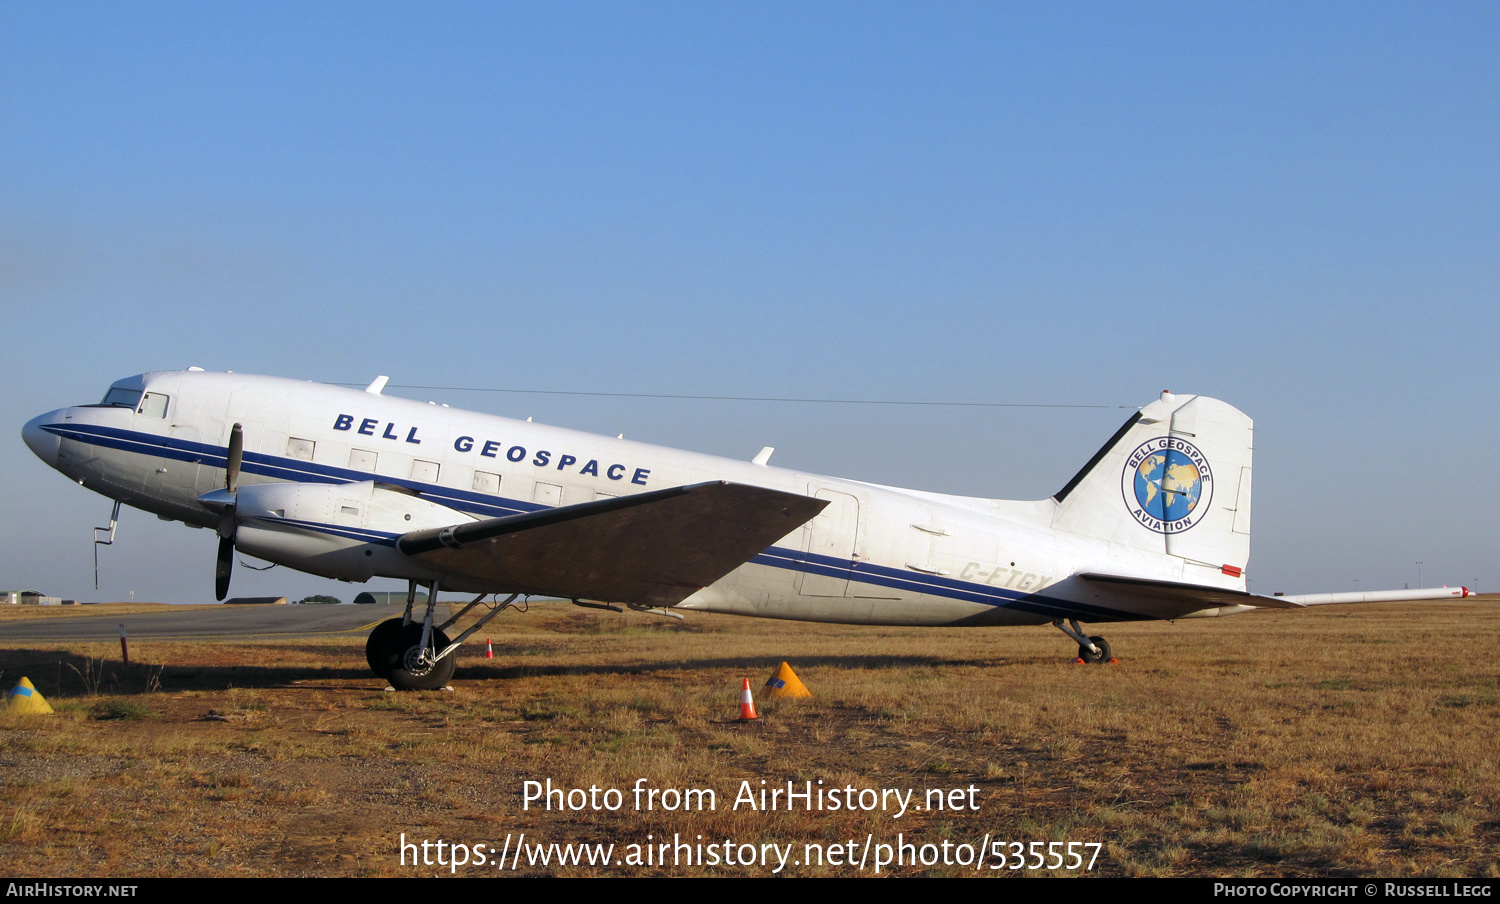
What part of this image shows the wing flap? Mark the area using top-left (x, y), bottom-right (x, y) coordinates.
top-left (398, 481), bottom-right (827, 606)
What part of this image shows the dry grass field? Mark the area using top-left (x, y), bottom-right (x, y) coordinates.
top-left (2, 599), bottom-right (1497, 877)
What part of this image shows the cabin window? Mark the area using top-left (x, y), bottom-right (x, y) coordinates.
top-left (411, 460), bottom-right (440, 483)
top-left (472, 471), bottom-right (500, 494)
top-left (137, 392), bottom-right (169, 418)
top-left (349, 449), bottom-right (377, 471)
top-left (101, 387), bottom-right (143, 409)
top-left (534, 482), bottom-right (562, 507)
top-left (287, 437), bottom-right (315, 461)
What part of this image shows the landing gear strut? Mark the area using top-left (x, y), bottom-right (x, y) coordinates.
top-left (1053, 618), bottom-right (1113, 664)
top-left (377, 579), bottom-right (453, 691)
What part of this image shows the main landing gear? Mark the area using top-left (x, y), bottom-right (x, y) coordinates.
top-left (1052, 618), bottom-right (1114, 664)
top-left (366, 580), bottom-right (522, 690)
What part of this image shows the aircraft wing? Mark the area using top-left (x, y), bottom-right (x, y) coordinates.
top-left (397, 481), bottom-right (828, 607)
top-left (1078, 573), bottom-right (1305, 612)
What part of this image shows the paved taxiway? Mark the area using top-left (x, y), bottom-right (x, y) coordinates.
top-left (0, 602), bottom-right (451, 642)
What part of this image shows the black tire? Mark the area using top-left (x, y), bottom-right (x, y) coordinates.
top-left (1078, 635), bottom-right (1112, 664)
top-left (382, 623), bottom-right (456, 691)
top-left (365, 618), bottom-right (405, 678)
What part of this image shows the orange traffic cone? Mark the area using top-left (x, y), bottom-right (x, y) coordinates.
top-left (485, 639), bottom-right (494, 659)
top-left (738, 678), bottom-right (758, 720)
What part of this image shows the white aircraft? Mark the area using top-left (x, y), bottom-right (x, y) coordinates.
top-left (22, 369), bottom-right (1471, 689)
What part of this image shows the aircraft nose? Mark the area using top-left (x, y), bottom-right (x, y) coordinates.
top-left (22, 412), bottom-right (62, 469)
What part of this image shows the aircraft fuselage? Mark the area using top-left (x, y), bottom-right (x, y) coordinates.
top-left (24, 369), bottom-right (1254, 627)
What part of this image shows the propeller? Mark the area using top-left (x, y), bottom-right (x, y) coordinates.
top-left (214, 423), bottom-right (243, 601)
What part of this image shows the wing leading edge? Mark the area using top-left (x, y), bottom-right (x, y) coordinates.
top-left (397, 481), bottom-right (828, 607)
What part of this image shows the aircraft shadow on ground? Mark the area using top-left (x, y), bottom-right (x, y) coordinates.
top-left (461, 653), bottom-right (1013, 682)
top-left (1, 647), bottom-right (1021, 694)
top-left (0, 648), bottom-right (369, 696)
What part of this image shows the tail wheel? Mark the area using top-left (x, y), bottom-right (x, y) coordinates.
top-left (365, 618), bottom-right (405, 678)
top-left (1078, 635), bottom-right (1112, 664)
top-left (382, 623), bottom-right (456, 691)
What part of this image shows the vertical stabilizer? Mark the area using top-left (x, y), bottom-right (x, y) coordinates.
top-left (1051, 392), bottom-right (1253, 586)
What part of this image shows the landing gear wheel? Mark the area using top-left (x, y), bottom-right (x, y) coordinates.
top-left (382, 623), bottom-right (456, 691)
top-left (365, 618), bottom-right (404, 678)
top-left (1078, 635), bottom-right (1112, 664)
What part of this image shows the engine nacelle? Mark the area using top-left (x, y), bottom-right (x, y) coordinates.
top-left (230, 481), bottom-right (477, 582)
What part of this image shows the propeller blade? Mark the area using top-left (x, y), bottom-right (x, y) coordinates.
top-left (215, 423), bottom-right (243, 600)
top-left (215, 533), bottom-right (234, 601)
top-left (225, 423), bottom-right (243, 494)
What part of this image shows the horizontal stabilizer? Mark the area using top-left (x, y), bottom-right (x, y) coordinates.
top-left (398, 481), bottom-right (827, 607)
top-left (1279, 586), bottom-right (1472, 606)
top-left (1079, 573), bottom-right (1303, 611)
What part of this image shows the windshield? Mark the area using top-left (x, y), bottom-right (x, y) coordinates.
top-left (101, 387), bottom-right (143, 409)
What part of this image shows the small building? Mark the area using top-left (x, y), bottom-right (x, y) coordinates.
top-left (1, 590), bottom-right (63, 606)
top-left (222, 596), bottom-right (288, 605)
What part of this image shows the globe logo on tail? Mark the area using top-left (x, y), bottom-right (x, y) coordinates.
top-left (1120, 437), bottom-right (1212, 533)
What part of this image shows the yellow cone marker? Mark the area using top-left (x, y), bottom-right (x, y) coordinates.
top-left (6, 677), bottom-right (54, 714)
top-left (764, 661), bottom-right (812, 699)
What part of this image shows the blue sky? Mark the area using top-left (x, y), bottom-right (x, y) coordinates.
top-left (3, 2), bottom-right (1496, 604)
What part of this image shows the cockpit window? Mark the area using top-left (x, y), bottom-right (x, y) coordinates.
top-left (138, 392), bottom-right (169, 418)
top-left (102, 387), bottom-right (143, 409)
